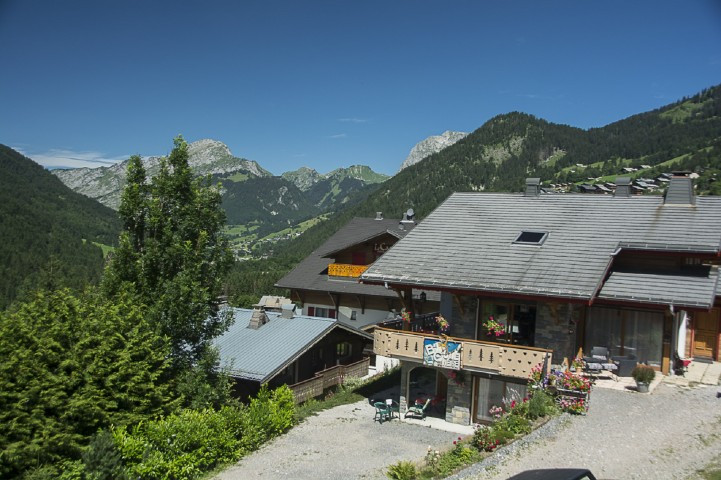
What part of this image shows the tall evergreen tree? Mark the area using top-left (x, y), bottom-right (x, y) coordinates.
top-left (103, 136), bottom-right (234, 370)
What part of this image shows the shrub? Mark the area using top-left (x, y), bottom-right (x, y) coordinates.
top-left (495, 411), bottom-right (532, 435)
top-left (112, 385), bottom-right (295, 480)
top-left (527, 389), bottom-right (556, 419)
top-left (386, 460), bottom-right (417, 480)
top-left (82, 430), bottom-right (128, 480)
top-left (632, 364), bottom-right (656, 384)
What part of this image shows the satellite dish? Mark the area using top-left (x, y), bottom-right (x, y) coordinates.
top-left (406, 208), bottom-right (414, 218)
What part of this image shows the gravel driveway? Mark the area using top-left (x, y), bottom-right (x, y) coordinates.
top-left (216, 382), bottom-right (721, 480)
top-left (453, 383), bottom-right (721, 480)
top-left (215, 399), bottom-right (461, 480)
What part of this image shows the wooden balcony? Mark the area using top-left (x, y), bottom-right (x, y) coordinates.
top-left (373, 327), bottom-right (552, 380)
top-left (328, 263), bottom-right (369, 278)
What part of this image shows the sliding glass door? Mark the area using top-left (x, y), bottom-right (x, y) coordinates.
top-left (586, 306), bottom-right (663, 367)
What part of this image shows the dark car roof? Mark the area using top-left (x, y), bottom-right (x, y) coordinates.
top-left (506, 469), bottom-right (597, 480)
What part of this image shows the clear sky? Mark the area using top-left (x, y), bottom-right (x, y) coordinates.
top-left (1, 1), bottom-right (720, 175)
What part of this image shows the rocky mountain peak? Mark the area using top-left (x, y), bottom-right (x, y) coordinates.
top-left (399, 130), bottom-right (468, 172)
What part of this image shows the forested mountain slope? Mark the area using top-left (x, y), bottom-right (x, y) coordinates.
top-left (271, 84), bottom-right (721, 264)
top-left (0, 145), bottom-right (121, 309)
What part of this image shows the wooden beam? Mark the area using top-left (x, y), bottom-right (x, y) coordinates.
top-left (453, 294), bottom-right (465, 316)
top-left (355, 294), bottom-right (366, 314)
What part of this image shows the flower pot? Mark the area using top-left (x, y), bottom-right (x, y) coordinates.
top-left (636, 381), bottom-right (649, 393)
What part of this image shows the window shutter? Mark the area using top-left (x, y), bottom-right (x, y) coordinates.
top-left (330, 309), bottom-right (336, 319)
top-left (307, 306), bottom-right (315, 316)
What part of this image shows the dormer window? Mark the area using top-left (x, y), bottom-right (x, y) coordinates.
top-left (513, 231), bottom-right (548, 245)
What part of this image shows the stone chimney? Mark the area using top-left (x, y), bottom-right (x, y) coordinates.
top-left (375, 211), bottom-right (383, 220)
top-left (525, 178), bottom-right (540, 197)
top-left (281, 303), bottom-right (295, 319)
top-left (664, 171), bottom-right (696, 206)
top-left (248, 308), bottom-right (269, 329)
top-left (614, 176), bottom-right (631, 198)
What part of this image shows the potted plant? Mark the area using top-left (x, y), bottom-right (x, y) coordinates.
top-left (482, 315), bottom-right (505, 337)
top-left (632, 364), bottom-right (656, 393)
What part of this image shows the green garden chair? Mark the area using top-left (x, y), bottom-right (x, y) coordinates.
top-left (404, 398), bottom-right (431, 419)
top-left (374, 401), bottom-right (391, 423)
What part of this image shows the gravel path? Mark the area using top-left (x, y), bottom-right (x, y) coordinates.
top-left (216, 383), bottom-right (721, 480)
top-left (453, 383), bottom-right (721, 480)
top-left (215, 399), bottom-right (461, 480)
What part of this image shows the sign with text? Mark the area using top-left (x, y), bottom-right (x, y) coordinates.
top-left (423, 338), bottom-right (462, 370)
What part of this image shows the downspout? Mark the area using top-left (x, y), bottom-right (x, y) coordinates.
top-left (669, 303), bottom-right (677, 376)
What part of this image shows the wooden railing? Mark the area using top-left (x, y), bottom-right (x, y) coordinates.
top-left (288, 357), bottom-right (370, 404)
top-left (373, 327), bottom-right (551, 380)
top-left (327, 263), bottom-right (369, 278)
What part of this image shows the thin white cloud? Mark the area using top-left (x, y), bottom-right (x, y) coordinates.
top-left (327, 133), bottom-right (348, 139)
top-left (13, 147), bottom-right (128, 169)
top-left (292, 153), bottom-right (308, 158)
top-left (338, 117), bottom-right (369, 123)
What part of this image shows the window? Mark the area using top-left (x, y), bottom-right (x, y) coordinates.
top-left (350, 311), bottom-right (357, 321)
top-left (474, 377), bottom-right (528, 422)
top-left (513, 230), bottom-right (548, 245)
top-left (336, 341), bottom-right (352, 357)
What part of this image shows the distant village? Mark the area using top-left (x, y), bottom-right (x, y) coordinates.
top-left (548, 169), bottom-right (700, 194)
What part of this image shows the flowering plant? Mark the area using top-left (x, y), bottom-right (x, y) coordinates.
top-left (489, 405), bottom-right (504, 419)
top-left (558, 397), bottom-right (586, 414)
top-left (473, 425), bottom-right (502, 452)
top-left (571, 356), bottom-right (584, 371)
top-left (482, 315), bottom-right (505, 337)
top-left (435, 314), bottom-right (449, 333)
top-left (400, 309), bottom-right (412, 323)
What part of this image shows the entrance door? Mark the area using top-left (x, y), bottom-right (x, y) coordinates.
top-left (693, 308), bottom-right (719, 360)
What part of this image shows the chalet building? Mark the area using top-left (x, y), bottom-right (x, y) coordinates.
top-left (360, 175), bottom-right (721, 425)
top-left (215, 306), bottom-right (372, 399)
top-left (275, 212), bottom-right (440, 330)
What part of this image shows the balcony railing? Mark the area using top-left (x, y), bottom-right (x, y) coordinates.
top-left (378, 311), bottom-right (440, 333)
top-left (327, 263), bottom-right (369, 278)
top-left (288, 357), bottom-right (370, 404)
top-left (373, 327), bottom-right (551, 380)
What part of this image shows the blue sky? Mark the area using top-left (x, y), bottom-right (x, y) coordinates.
top-left (1, 1), bottom-right (720, 175)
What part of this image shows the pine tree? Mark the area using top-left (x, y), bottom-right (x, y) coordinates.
top-left (103, 136), bottom-right (233, 370)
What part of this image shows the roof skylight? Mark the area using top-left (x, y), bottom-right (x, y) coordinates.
top-left (513, 231), bottom-right (548, 245)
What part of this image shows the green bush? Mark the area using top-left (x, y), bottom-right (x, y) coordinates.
top-left (435, 443), bottom-right (478, 477)
top-left (527, 389), bottom-right (556, 419)
top-left (632, 364), bottom-right (656, 384)
top-left (495, 412), bottom-right (531, 435)
top-left (82, 430), bottom-right (127, 480)
top-left (112, 385), bottom-right (295, 480)
top-left (386, 460), bottom-right (417, 480)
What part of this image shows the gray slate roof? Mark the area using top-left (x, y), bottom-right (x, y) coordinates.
top-left (214, 308), bottom-right (371, 382)
top-left (275, 217), bottom-right (415, 298)
top-left (598, 270), bottom-right (719, 308)
top-left (360, 192), bottom-right (721, 302)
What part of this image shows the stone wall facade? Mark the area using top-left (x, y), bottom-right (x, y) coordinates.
top-left (535, 302), bottom-right (584, 363)
top-left (445, 378), bottom-right (472, 425)
top-left (442, 292), bottom-right (477, 339)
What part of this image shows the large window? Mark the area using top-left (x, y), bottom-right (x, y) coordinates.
top-left (586, 307), bottom-right (663, 367)
top-left (474, 376), bottom-right (528, 423)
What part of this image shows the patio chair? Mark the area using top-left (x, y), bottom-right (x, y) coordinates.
top-left (583, 346), bottom-right (609, 373)
top-left (405, 398), bottom-right (431, 419)
top-left (374, 401), bottom-right (391, 423)
top-left (612, 355), bottom-right (638, 377)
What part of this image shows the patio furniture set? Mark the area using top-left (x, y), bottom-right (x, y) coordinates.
top-left (373, 398), bottom-right (431, 423)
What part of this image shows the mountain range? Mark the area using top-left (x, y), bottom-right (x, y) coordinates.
top-left (268, 84), bottom-right (721, 265)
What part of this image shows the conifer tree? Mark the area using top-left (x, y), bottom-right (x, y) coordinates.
top-left (103, 136), bottom-right (233, 370)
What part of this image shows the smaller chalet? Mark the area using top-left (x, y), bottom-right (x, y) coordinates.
top-left (215, 307), bottom-right (372, 399)
top-left (275, 211), bottom-right (439, 330)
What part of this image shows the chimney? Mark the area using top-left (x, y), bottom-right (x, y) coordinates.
top-left (525, 178), bottom-right (540, 197)
top-left (664, 171), bottom-right (695, 205)
top-left (281, 303), bottom-right (295, 319)
top-left (248, 308), bottom-right (269, 329)
top-left (375, 211), bottom-right (383, 220)
top-left (400, 208), bottom-right (415, 224)
top-left (614, 176), bottom-right (631, 198)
